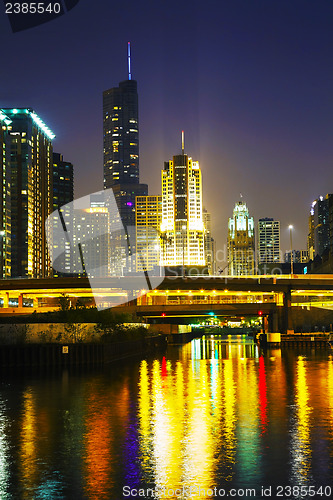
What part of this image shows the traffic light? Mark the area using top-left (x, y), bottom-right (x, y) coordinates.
top-left (161, 312), bottom-right (166, 317)
top-left (258, 311), bottom-right (263, 316)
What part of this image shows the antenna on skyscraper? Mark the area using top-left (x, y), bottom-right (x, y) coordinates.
top-left (182, 130), bottom-right (185, 155)
top-left (128, 42), bottom-right (132, 80)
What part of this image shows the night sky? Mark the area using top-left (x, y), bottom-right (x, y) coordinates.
top-left (1, 0), bottom-right (333, 261)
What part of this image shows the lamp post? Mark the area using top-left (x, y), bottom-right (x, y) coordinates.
top-left (182, 225), bottom-right (186, 278)
top-left (288, 225), bottom-right (293, 275)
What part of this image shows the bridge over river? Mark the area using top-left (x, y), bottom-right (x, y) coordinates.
top-left (0, 274), bottom-right (333, 333)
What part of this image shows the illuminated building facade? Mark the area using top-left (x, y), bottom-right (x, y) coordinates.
top-left (203, 208), bottom-right (216, 274)
top-left (309, 195), bottom-right (332, 258)
top-left (160, 145), bottom-right (205, 269)
top-left (228, 200), bottom-right (255, 275)
top-left (72, 204), bottom-right (110, 278)
top-left (103, 47), bottom-right (147, 273)
top-left (1, 108), bottom-right (54, 278)
top-left (52, 153), bottom-right (74, 277)
top-left (0, 110), bottom-right (11, 278)
top-left (52, 153), bottom-right (73, 210)
top-left (103, 46), bottom-right (147, 228)
top-left (135, 195), bottom-right (162, 271)
top-left (285, 250), bottom-right (308, 264)
top-left (258, 218), bottom-right (280, 264)
top-left (103, 78), bottom-right (139, 189)
top-left (307, 204), bottom-right (315, 261)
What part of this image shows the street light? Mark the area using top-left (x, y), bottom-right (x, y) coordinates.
top-left (288, 225), bottom-right (293, 275)
top-left (182, 225), bottom-right (186, 278)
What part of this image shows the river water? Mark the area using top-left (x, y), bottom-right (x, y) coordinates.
top-left (0, 336), bottom-right (333, 499)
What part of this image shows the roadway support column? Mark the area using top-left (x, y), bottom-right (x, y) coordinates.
top-left (3, 293), bottom-right (9, 308)
top-left (33, 297), bottom-right (39, 309)
top-left (18, 294), bottom-right (23, 308)
top-left (283, 289), bottom-right (294, 334)
top-left (268, 311), bottom-right (278, 333)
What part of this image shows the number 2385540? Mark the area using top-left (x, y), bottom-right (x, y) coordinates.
top-left (5, 3), bottom-right (62, 14)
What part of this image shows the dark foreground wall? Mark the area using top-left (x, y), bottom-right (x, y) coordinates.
top-left (291, 307), bottom-right (333, 332)
top-left (0, 335), bottom-right (167, 368)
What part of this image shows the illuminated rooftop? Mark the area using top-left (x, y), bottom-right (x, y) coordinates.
top-left (1, 108), bottom-right (55, 140)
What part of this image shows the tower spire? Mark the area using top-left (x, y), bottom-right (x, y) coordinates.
top-left (127, 42), bottom-right (132, 80)
top-left (181, 130), bottom-right (185, 155)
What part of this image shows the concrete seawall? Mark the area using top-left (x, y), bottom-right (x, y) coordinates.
top-left (0, 335), bottom-right (167, 367)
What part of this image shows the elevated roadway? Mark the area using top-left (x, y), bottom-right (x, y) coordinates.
top-left (0, 275), bottom-right (332, 333)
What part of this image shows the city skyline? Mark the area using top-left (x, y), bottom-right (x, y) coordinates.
top-left (1, 1), bottom-right (333, 254)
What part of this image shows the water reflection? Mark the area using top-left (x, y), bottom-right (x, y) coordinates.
top-left (83, 390), bottom-right (113, 499)
top-left (220, 359), bottom-right (236, 481)
top-left (329, 357), bottom-right (333, 448)
top-left (0, 337), bottom-right (333, 498)
top-left (290, 356), bottom-right (313, 483)
top-left (20, 388), bottom-right (38, 499)
top-left (0, 396), bottom-right (9, 499)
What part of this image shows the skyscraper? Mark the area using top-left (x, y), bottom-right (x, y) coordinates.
top-left (308, 194), bottom-right (332, 258)
top-left (307, 203), bottom-right (315, 261)
top-left (72, 203), bottom-right (110, 278)
top-left (160, 137), bottom-right (205, 270)
top-left (52, 153), bottom-right (74, 277)
top-left (103, 43), bottom-right (147, 228)
top-left (1, 108), bottom-right (54, 278)
top-left (258, 218), bottom-right (280, 264)
top-left (135, 195), bottom-right (162, 271)
top-left (52, 153), bottom-right (74, 210)
top-left (228, 200), bottom-right (255, 276)
top-left (0, 110), bottom-right (11, 278)
top-left (203, 208), bottom-right (216, 274)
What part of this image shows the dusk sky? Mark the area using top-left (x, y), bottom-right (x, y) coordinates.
top-left (1, 0), bottom-right (333, 260)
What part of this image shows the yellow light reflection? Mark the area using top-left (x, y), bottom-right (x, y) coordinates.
top-left (221, 360), bottom-right (236, 480)
top-left (138, 360), bottom-right (152, 475)
top-left (291, 356), bottom-right (312, 480)
top-left (184, 361), bottom-right (215, 494)
top-left (151, 359), bottom-right (183, 489)
top-left (236, 360), bottom-right (260, 480)
top-left (328, 358), bottom-right (333, 433)
top-left (19, 389), bottom-right (38, 499)
top-left (83, 388), bottom-right (114, 500)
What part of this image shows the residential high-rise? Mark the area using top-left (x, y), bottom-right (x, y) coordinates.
top-left (258, 218), bottom-right (280, 264)
top-left (103, 44), bottom-right (147, 228)
top-left (329, 194), bottom-right (333, 255)
top-left (103, 78), bottom-right (139, 188)
top-left (52, 153), bottom-right (74, 277)
top-left (135, 195), bottom-right (162, 271)
top-left (160, 138), bottom-right (205, 270)
top-left (0, 110), bottom-right (12, 278)
top-left (203, 208), bottom-right (216, 274)
top-left (228, 200), bottom-right (255, 276)
top-left (307, 203), bottom-right (315, 261)
top-left (72, 204), bottom-right (110, 278)
top-left (311, 195), bottom-right (331, 258)
top-left (1, 108), bottom-right (54, 278)
top-left (52, 153), bottom-right (74, 210)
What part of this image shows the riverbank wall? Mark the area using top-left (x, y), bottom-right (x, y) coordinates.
top-left (0, 335), bottom-right (167, 367)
